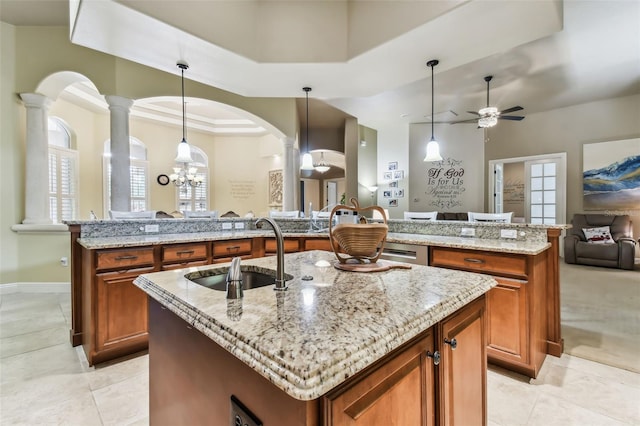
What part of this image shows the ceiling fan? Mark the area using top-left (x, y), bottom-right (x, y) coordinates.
top-left (452, 76), bottom-right (525, 127)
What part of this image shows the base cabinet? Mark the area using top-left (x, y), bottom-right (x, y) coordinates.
top-left (148, 295), bottom-right (486, 426)
top-left (486, 278), bottom-right (528, 365)
top-left (95, 271), bottom-right (149, 354)
top-left (439, 296), bottom-right (486, 426)
top-left (430, 246), bottom-right (547, 378)
top-left (82, 246), bottom-right (157, 365)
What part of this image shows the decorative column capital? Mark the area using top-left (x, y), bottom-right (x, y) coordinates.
top-left (20, 93), bottom-right (52, 110)
top-left (105, 95), bottom-right (134, 112)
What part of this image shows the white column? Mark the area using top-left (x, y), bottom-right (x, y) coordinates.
top-left (105, 96), bottom-right (134, 212)
top-left (282, 137), bottom-right (296, 211)
top-left (20, 93), bottom-right (53, 224)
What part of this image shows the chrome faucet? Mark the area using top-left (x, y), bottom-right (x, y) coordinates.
top-left (255, 217), bottom-right (288, 291)
top-left (226, 257), bottom-right (243, 299)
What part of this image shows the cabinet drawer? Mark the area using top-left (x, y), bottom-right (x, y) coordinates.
top-left (162, 243), bottom-right (208, 263)
top-left (265, 238), bottom-right (299, 254)
top-left (212, 239), bottom-right (252, 258)
top-left (96, 247), bottom-right (155, 271)
top-left (430, 247), bottom-right (527, 278)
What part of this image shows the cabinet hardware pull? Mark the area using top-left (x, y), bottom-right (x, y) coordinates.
top-left (115, 255), bottom-right (138, 260)
top-left (444, 338), bottom-right (458, 350)
top-left (176, 250), bottom-right (195, 255)
top-left (426, 350), bottom-right (440, 365)
top-left (463, 258), bottom-right (485, 264)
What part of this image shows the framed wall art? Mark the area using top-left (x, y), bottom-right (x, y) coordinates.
top-left (583, 138), bottom-right (640, 210)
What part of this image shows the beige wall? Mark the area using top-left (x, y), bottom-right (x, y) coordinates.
top-left (407, 123), bottom-right (485, 215)
top-left (1, 23), bottom-right (299, 285)
top-left (357, 125), bottom-right (378, 208)
top-left (1, 22), bottom-right (20, 284)
top-left (486, 94), bottom-right (640, 238)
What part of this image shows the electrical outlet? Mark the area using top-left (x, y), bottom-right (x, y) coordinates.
top-left (500, 229), bottom-right (518, 239)
top-left (460, 228), bottom-right (475, 237)
top-left (222, 222), bottom-right (233, 230)
top-left (230, 395), bottom-right (262, 426)
top-left (234, 222), bottom-right (245, 230)
top-left (144, 224), bottom-right (159, 233)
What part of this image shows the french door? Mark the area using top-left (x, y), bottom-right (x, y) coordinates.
top-left (490, 153), bottom-right (566, 224)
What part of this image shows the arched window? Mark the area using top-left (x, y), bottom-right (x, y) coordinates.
top-left (103, 138), bottom-right (149, 215)
top-left (176, 146), bottom-right (209, 212)
top-left (48, 117), bottom-right (78, 223)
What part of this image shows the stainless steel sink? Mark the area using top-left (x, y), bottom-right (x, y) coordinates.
top-left (185, 268), bottom-right (292, 291)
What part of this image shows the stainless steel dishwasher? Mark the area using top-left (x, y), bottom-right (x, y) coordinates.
top-left (380, 242), bottom-right (429, 265)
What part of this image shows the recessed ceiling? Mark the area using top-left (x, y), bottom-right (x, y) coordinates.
top-left (2, 0), bottom-right (639, 133)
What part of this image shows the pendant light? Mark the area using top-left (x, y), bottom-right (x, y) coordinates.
top-left (314, 151), bottom-right (330, 173)
top-left (300, 87), bottom-right (315, 171)
top-left (174, 61), bottom-right (194, 163)
top-left (424, 59), bottom-right (443, 162)
top-left (169, 61), bottom-right (201, 187)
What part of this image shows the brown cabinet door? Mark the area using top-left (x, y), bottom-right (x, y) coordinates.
top-left (303, 238), bottom-right (332, 251)
top-left (265, 237), bottom-right (300, 254)
top-left (439, 296), bottom-right (486, 426)
top-left (486, 278), bottom-right (528, 365)
top-left (96, 271), bottom-right (150, 352)
top-left (325, 330), bottom-right (436, 426)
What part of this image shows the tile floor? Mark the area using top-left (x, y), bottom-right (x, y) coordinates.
top-left (1, 263), bottom-right (639, 425)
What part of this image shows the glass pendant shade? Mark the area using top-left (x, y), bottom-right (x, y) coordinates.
top-left (301, 152), bottom-right (314, 170)
top-left (314, 152), bottom-right (330, 173)
top-left (424, 139), bottom-right (443, 162)
top-left (175, 139), bottom-right (194, 163)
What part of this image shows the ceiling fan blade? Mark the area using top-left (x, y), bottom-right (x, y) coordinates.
top-left (466, 110), bottom-right (481, 116)
top-left (449, 118), bottom-right (481, 124)
top-left (499, 115), bottom-right (525, 121)
top-left (500, 106), bottom-right (523, 114)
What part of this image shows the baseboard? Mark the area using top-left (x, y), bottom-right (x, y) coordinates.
top-left (0, 282), bottom-right (70, 294)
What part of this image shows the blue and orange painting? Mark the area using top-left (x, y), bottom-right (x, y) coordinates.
top-left (583, 139), bottom-right (640, 210)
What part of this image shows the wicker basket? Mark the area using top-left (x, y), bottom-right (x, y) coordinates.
top-left (329, 198), bottom-right (389, 264)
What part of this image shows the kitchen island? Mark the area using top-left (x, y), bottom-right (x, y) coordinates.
top-left (134, 250), bottom-right (496, 425)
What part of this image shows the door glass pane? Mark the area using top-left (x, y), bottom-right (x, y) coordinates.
top-left (544, 205), bottom-right (556, 217)
top-left (543, 217), bottom-right (556, 225)
top-left (531, 205), bottom-right (542, 217)
top-left (531, 191), bottom-right (543, 204)
top-left (544, 190), bottom-right (556, 203)
top-left (543, 163), bottom-right (556, 176)
top-left (531, 217), bottom-right (543, 224)
top-left (531, 177), bottom-right (543, 190)
top-left (531, 164), bottom-right (543, 177)
top-left (543, 176), bottom-right (556, 190)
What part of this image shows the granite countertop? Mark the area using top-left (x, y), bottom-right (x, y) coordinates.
top-left (386, 233), bottom-right (551, 255)
top-left (78, 230), bottom-right (550, 254)
top-left (134, 250), bottom-right (496, 401)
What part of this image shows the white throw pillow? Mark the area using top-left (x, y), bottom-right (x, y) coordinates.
top-left (582, 226), bottom-right (614, 244)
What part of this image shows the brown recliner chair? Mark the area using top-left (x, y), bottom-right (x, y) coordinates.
top-left (564, 214), bottom-right (636, 270)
